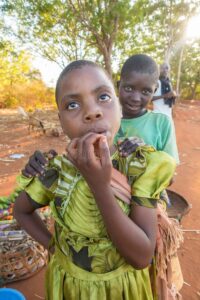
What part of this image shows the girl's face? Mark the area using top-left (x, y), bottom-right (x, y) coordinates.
top-left (119, 71), bottom-right (157, 119)
top-left (57, 66), bottom-right (121, 147)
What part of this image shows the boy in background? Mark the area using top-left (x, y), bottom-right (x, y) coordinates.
top-left (152, 62), bottom-right (177, 118)
top-left (116, 55), bottom-right (179, 164)
top-left (116, 54), bottom-right (182, 300)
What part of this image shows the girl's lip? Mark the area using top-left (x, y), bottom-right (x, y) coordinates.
top-left (86, 129), bottom-right (109, 136)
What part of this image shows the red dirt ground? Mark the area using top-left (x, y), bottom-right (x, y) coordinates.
top-left (0, 103), bottom-right (200, 300)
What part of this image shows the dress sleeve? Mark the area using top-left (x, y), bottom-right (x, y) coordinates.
top-left (16, 158), bottom-right (60, 206)
top-left (131, 150), bottom-right (176, 208)
top-left (24, 176), bottom-right (55, 206)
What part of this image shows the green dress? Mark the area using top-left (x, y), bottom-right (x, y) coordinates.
top-left (18, 146), bottom-right (176, 300)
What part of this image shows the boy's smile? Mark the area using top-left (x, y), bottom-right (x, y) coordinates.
top-left (119, 71), bottom-right (157, 119)
top-left (57, 66), bottom-right (121, 147)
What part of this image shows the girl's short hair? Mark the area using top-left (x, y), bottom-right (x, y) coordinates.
top-left (55, 60), bottom-right (111, 104)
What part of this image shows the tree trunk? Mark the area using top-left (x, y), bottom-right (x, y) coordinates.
top-left (103, 52), bottom-right (112, 77)
top-left (191, 83), bottom-right (197, 100)
top-left (176, 46), bottom-right (184, 102)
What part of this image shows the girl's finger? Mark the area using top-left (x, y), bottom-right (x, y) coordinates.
top-left (77, 133), bottom-right (102, 164)
top-left (66, 138), bottom-right (78, 160)
top-left (99, 136), bottom-right (111, 167)
top-left (66, 149), bottom-right (76, 165)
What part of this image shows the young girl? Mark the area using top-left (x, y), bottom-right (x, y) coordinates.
top-left (14, 60), bottom-right (175, 300)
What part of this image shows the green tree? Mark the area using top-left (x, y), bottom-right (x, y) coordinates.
top-left (0, 41), bottom-right (54, 107)
top-left (1, 0), bottom-right (151, 76)
top-left (1, 0), bottom-right (200, 99)
top-left (172, 40), bottom-right (200, 100)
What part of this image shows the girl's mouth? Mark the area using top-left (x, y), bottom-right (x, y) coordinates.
top-left (88, 128), bottom-right (108, 136)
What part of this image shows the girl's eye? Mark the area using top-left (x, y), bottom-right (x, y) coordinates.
top-left (99, 94), bottom-right (111, 102)
top-left (67, 102), bottom-right (79, 110)
top-left (124, 86), bottom-right (133, 92)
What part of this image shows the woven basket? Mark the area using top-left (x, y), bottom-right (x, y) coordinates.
top-left (0, 218), bottom-right (49, 286)
top-left (166, 189), bottom-right (191, 221)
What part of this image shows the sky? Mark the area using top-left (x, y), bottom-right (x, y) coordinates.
top-left (33, 56), bottom-right (62, 87)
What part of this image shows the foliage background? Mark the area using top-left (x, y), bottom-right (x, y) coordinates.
top-left (0, 0), bottom-right (200, 108)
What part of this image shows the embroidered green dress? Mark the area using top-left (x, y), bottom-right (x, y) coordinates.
top-left (19, 146), bottom-right (176, 300)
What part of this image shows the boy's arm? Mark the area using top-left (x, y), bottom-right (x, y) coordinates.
top-left (22, 149), bottom-right (57, 177)
top-left (13, 191), bottom-right (52, 250)
top-left (152, 94), bottom-right (163, 101)
top-left (152, 79), bottom-right (176, 102)
top-left (152, 91), bottom-right (176, 101)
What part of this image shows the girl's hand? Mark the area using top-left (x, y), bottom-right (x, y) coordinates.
top-left (67, 133), bottom-right (112, 190)
top-left (22, 149), bottom-right (57, 177)
top-left (117, 137), bottom-right (145, 157)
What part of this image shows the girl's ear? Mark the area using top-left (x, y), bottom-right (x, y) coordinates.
top-left (116, 80), bottom-right (120, 89)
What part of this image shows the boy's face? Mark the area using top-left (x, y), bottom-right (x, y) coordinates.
top-left (119, 71), bottom-right (157, 119)
top-left (160, 63), bottom-right (170, 78)
top-left (57, 66), bottom-right (121, 147)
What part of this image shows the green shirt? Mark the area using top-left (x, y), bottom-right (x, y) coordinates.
top-left (114, 111), bottom-right (179, 164)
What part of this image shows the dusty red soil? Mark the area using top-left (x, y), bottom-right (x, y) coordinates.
top-left (0, 103), bottom-right (200, 300)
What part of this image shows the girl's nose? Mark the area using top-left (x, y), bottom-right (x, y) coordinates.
top-left (84, 109), bottom-right (103, 122)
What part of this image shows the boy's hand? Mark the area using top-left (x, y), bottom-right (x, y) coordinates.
top-left (164, 91), bottom-right (176, 99)
top-left (118, 137), bottom-right (145, 157)
top-left (22, 149), bottom-right (57, 177)
top-left (67, 133), bottom-right (112, 189)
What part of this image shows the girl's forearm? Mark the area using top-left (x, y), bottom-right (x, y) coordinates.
top-left (91, 185), bottom-right (156, 269)
top-left (14, 210), bottom-right (52, 250)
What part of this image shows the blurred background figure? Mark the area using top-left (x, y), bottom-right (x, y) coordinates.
top-left (152, 62), bottom-right (177, 118)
